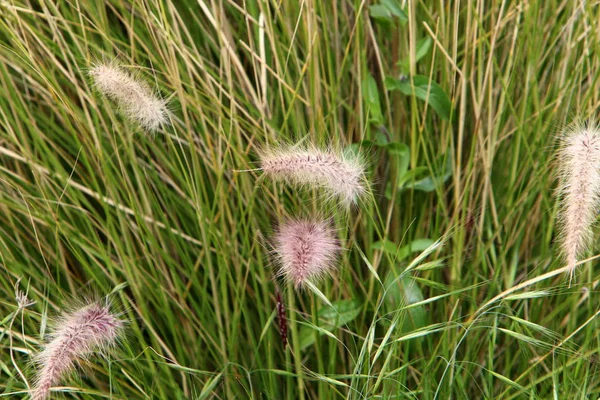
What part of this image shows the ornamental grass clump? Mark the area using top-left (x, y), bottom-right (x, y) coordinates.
top-left (32, 301), bottom-right (123, 400)
top-left (556, 122), bottom-right (600, 283)
top-left (259, 145), bottom-right (366, 206)
top-left (273, 218), bottom-right (341, 288)
top-left (89, 62), bottom-right (169, 131)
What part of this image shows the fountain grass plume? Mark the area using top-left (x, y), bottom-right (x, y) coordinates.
top-left (259, 144), bottom-right (367, 206)
top-left (89, 62), bottom-right (169, 131)
top-left (556, 122), bottom-right (600, 284)
top-left (272, 217), bottom-right (341, 288)
top-left (32, 300), bottom-right (123, 400)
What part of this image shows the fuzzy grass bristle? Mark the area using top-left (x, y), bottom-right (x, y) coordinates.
top-left (89, 62), bottom-right (169, 131)
top-left (272, 218), bottom-right (341, 288)
top-left (259, 145), bottom-right (366, 206)
top-left (32, 301), bottom-right (123, 400)
top-left (556, 122), bottom-right (600, 284)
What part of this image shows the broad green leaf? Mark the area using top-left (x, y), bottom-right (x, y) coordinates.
top-left (387, 142), bottom-right (410, 179)
top-left (404, 157), bottom-right (452, 192)
top-left (369, 5), bottom-right (394, 27)
top-left (398, 239), bottom-right (435, 260)
top-left (385, 75), bottom-right (452, 120)
top-left (317, 300), bottom-right (361, 323)
top-left (381, 0), bottom-right (407, 22)
top-left (369, 1), bottom-right (407, 28)
top-left (415, 37), bottom-right (433, 63)
top-left (362, 73), bottom-right (383, 124)
top-left (397, 166), bottom-right (429, 189)
top-left (371, 239), bottom-right (398, 255)
top-left (405, 171), bottom-right (451, 192)
top-left (398, 37), bottom-right (433, 71)
top-left (371, 140), bottom-right (410, 198)
top-left (373, 238), bottom-right (434, 262)
top-left (396, 277), bottom-right (429, 333)
top-left (374, 129), bottom-right (390, 146)
top-left (384, 272), bottom-right (428, 336)
top-left (299, 300), bottom-right (362, 350)
top-left (384, 76), bottom-right (401, 90)
top-left (385, 275), bottom-right (424, 309)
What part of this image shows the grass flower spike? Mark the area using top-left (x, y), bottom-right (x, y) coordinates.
top-left (260, 145), bottom-right (366, 206)
top-left (273, 218), bottom-right (340, 288)
top-left (89, 62), bottom-right (168, 131)
top-left (557, 122), bottom-right (600, 283)
top-left (32, 301), bottom-right (122, 400)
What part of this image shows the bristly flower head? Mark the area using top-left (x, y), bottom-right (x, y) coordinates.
top-left (557, 121), bottom-right (600, 284)
top-left (273, 218), bottom-right (341, 288)
top-left (89, 62), bottom-right (169, 131)
top-left (259, 144), bottom-right (367, 206)
top-left (32, 301), bottom-right (123, 400)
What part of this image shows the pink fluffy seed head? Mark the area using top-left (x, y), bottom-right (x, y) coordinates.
top-left (273, 218), bottom-right (341, 288)
top-left (89, 63), bottom-right (169, 131)
top-left (556, 122), bottom-right (600, 283)
top-left (260, 146), bottom-right (367, 206)
top-left (32, 301), bottom-right (123, 400)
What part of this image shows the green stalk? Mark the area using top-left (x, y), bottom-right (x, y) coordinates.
top-left (287, 284), bottom-right (305, 400)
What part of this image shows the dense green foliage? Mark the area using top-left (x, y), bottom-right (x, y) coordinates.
top-left (1, 1), bottom-right (600, 398)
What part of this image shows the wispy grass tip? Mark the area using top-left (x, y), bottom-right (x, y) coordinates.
top-left (259, 145), bottom-right (367, 206)
top-left (273, 218), bottom-right (341, 288)
top-left (556, 122), bottom-right (600, 284)
top-left (89, 62), bottom-right (169, 131)
top-left (32, 301), bottom-right (123, 400)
